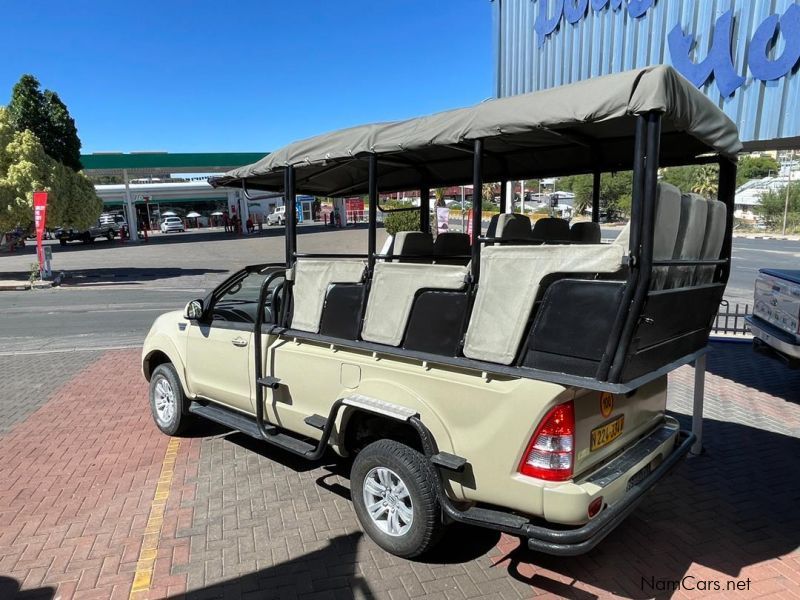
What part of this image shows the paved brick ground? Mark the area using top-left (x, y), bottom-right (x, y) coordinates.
top-left (0, 351), bottom-right (101, 434)
top-left (1, 341), bottom-right (799, 599)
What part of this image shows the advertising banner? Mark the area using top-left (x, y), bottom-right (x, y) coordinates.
top-left (33, 191), bottom-right (48, 271)
top-left (436, 207), bottom-right (450, 234)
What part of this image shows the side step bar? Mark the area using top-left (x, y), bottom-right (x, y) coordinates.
top-left (189, 401), bottom-right (317, 456)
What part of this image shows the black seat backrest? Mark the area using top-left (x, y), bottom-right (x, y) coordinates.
top-left (434, 232), bottom-right (470, 265)
top-left (532, 218), bottom-right (570, 243)
top-left (570, 222), bottom-right (601, 244)
top-left (394, 231), bottom-right (434, 262)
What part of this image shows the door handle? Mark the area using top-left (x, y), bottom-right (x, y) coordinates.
top-left (231, 337), bottom-right (248, 347)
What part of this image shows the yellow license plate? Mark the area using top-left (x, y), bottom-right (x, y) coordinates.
top-left (590, 415), bottom-right (625, 451)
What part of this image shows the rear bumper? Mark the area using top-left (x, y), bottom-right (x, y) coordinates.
top-left (411, 417), bottom-right (694, 557)
top-left (747, 316), bottom-right (800, 362)
top-left (524, 430), bottom-right (694, 555)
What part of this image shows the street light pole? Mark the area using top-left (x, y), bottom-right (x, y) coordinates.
top-left (782, 151), bottom-right (796, 236)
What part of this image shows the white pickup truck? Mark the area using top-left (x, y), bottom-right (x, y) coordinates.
top-left (748, 269), bottom-right (800, 367)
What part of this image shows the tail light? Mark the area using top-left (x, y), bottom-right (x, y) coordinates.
top-left (518, 401), bottom-right (575, 481)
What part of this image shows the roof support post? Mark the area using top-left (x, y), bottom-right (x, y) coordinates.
top-left (122, 168), bottom-right (139, 244)
top-left (591, 170), bottom-right (601, 223)
top-left (717, 157), bottom-right (737, 285)
top-left (284, 166), bottom-right (296, 268)
top-left (368, 153), bottom-right (378, 269)
top-left (471, 139), bottom-right (484, 282)
top-left (598, 115), bottom-right (648, 380)
top-left (420, 186), bottom-right (430, 234)
top-left (609, 112), bottom-right (662, 383)
top-left (499, 179), bottom-right (508, 213)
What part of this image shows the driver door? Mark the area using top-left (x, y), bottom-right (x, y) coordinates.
top-left (186, 270), bottom-right (265, 414)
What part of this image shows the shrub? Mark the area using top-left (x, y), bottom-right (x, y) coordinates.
top-left (383, 210), bottom-right (420, 236)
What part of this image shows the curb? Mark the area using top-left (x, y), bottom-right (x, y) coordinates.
top-left (0, 281), bottom-right (31, 291)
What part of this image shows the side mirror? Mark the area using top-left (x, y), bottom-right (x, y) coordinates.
top-left (184, 299), bottom-right (204, 320)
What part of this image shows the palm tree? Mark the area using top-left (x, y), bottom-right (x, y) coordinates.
top-left (434, 187), bottom-right (447, 208)
top-left (692, 166), bottom-right (719, 200)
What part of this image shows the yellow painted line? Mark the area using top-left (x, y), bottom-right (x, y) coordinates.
top-left (129, 438), bottom-right (181, 599)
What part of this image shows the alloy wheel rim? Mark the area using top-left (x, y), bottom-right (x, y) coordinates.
top-left (153, 376), bottom-right (176, 426)
top-left (362, 467), bottom-right (413, 536)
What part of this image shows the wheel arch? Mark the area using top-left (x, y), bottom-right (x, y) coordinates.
top-left (142, 337), bottom-right (192, 399)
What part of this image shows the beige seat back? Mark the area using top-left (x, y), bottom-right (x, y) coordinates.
top-left (649, 182), bottom-right (682, 290)
top-left (361, 263), bottom-right (468, 346)
top-left (290, 259), bottom-right (366, 333)
top-left (463, 244), bottom-right (624, 365)
top-left (694, 199), bottom-right (727, 285)
top-left (667, 193), bottom-right (708, 288)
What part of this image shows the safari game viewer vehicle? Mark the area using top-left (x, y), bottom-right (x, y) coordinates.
top-left (142, 66), bottom-right (739, 558)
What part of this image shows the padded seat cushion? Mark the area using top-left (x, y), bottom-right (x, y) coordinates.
top-left (650, 183), bottom-right (682, 290)
top-left (394, 231), bottom-right (434, 261)
top-left (570, 222), bottom-right (601, 244)
top-left (291, 260), bottom-right (367, 333)
top-left (434, 232), bottom-right (470, 264)
top-left (668, 193), bottom-right (708, 288)
top-left (463, 244), bottom-right (624, 365)
top-left (532, 218), bottom-right (570, 243)
top-left (495, 213), bottom-right (533, 240)
top-left (695, 199), bottom-right (727, 284)
top-left (361, 263), bottom-right (468, 346)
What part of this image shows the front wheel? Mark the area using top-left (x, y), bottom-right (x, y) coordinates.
top-left (149, 363), bottom-right (190, 435)
top-left (106, 230), bottom-right (115, 241)
top-left (351, 439), bottom-right (443, 558)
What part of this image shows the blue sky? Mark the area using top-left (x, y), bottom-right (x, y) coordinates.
top-left (0, 1), bottom-right (493, 154)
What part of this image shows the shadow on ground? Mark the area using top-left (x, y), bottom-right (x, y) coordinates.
top-left (706, 340), bottom-right (800, 401)
top-left (0, 576), bottom-right (54, 600)
top-left (494, 415), bottom-right (800, 598)
top-left (56, 267), bottom-right (228, 286)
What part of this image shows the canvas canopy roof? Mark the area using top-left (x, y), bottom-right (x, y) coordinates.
top-left (212, 65), bottom-right (741, 197)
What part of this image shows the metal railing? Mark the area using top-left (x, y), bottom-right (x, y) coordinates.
top-left (712, 300), bottom-right (752, 336)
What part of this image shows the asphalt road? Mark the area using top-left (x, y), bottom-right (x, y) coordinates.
top-left (0, 226), bottom-right (796, 354)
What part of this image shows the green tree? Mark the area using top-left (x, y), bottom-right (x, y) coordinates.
top-left (661, 165), bottom-right (701, 191)
top-left (7, 74), bottom-right (82, 171)
top-left (434, 187), bottom-right (447, 207)
top-left (737, 155), bottom-right (780, 186)
top-left (692, 165), bottom-right (719, 199)
top-left (567, 171), bottom-right (633, 220)
top-left (0, 107), bottom-right (100, 232)
top-left (756, 183), bottom-right (800, 233)
top-left (44, 91), bottom-right (82, 171)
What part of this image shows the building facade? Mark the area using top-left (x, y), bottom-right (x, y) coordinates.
top-left (493, 0), bottom-right (800, 149)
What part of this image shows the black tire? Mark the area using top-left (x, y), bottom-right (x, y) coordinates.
top-left (149, 363), bottom-right (190, 436)
top-left (106, 230), bottom-right (114, 241)
top-left (59, 238), bottom-right (67, 246)
top-left (351, 439), bottom-right (443, 558)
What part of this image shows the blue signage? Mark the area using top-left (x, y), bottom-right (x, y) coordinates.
top-left (534, 0), bottom-right (800, 98)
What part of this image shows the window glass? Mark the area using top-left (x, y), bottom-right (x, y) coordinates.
top-left (212, 271), bottom-right (284, 325)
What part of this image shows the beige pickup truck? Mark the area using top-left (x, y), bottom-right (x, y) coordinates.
top-left (142, 66), bottom-right (740, 558)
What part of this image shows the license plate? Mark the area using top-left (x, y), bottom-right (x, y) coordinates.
top-left (590, 415), bottom-right (625, 451)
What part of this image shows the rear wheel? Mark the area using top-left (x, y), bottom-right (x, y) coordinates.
top-left (106, 230), bottom-right (114, 241)
top-left (149, 363), bottom-right (190, 435)
top-left (59, 238), bottom-right (67, 246)
top-left (351, 439), bottom-right (443, 558)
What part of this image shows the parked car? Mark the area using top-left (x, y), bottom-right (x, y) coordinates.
top-left (160, 216), bottom-right (185, 233)
top-left (747, 269), bottom-right (800, 367)
top-left (143, 66), bottom-right (739, 559)
top-left (56, 217), bottom-right (120, 245)
top-left (266, 206), bottom-right (286, 226)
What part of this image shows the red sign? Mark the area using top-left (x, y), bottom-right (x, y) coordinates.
top-left (33, 191), bottom-right (48, 270)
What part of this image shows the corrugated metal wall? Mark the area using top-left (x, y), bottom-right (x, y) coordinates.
top-left (493, 0), bottom-right (800, 147)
